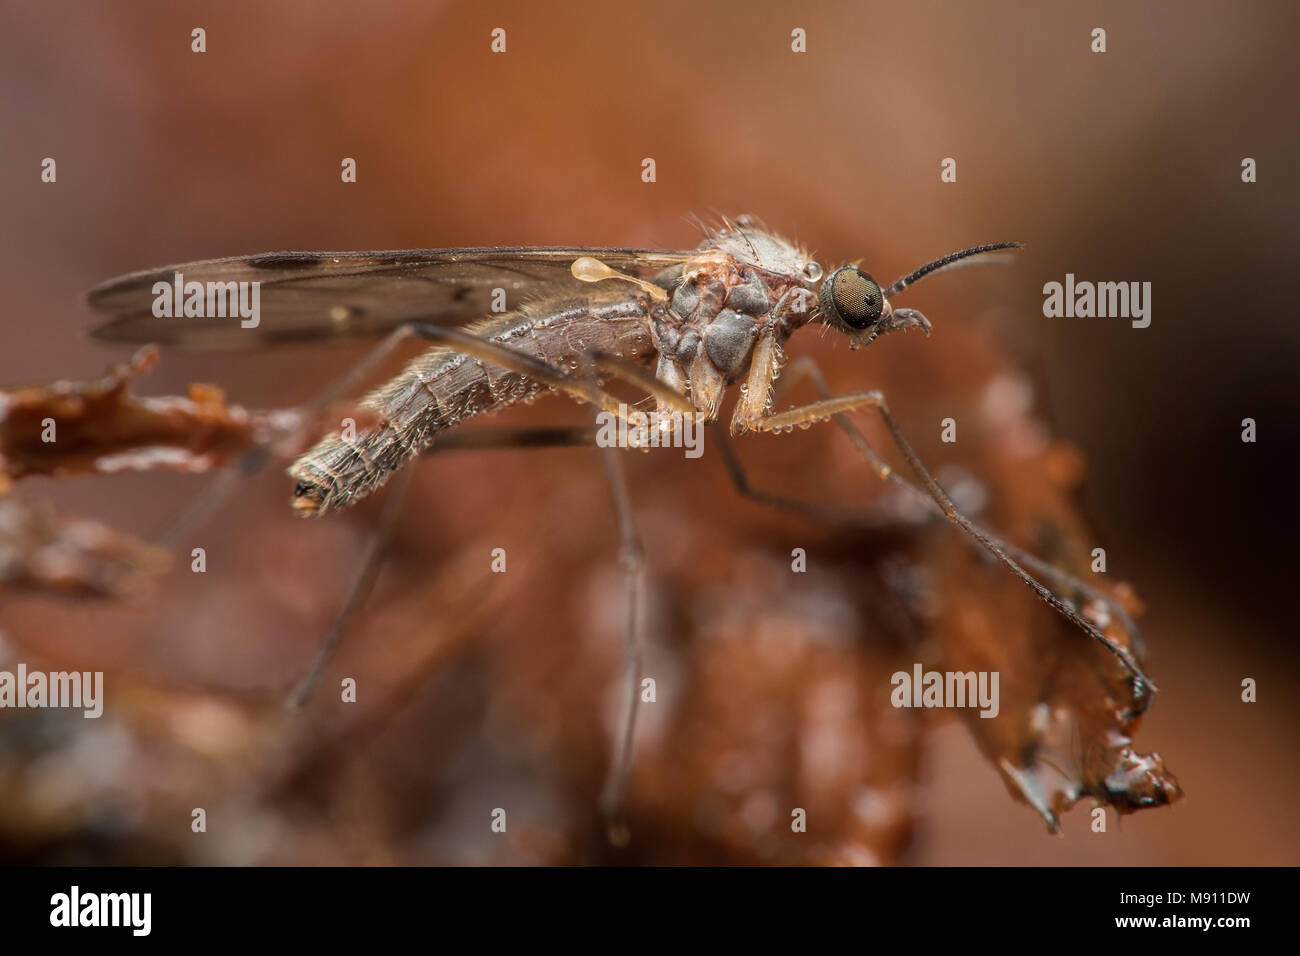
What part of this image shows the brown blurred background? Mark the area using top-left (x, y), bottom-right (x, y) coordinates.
top-left (0, 0), bottom-right (1297, 864)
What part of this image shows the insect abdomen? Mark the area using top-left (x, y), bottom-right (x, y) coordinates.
top-left (288, 296), bottom-right (653, 515)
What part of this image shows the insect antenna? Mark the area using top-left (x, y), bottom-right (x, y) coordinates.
top-left (883, 241), bottom-right (1022, 299)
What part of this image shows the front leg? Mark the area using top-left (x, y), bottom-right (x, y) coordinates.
top-left (732, 375), bottom-right (1153, 703)
top-left (730, 334), bottom-right (785, 434)
top-left (729, 289), bottom-right (804, 435)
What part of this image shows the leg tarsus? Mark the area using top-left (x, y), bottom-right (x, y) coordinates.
top-left (712, 425), bottom-right (912, 530)
top-left (594, 435), bottom-right (645, 848)
top-left (748, 358), bottom-right (1153, 699)
top-left (775, 358), bottom-right (1145, 653)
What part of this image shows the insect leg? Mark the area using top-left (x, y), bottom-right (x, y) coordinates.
top-left (285, 462), bottom-right (415, 708)
top-left (742, 380), bottom-right (1153, 701)
top-left (287, 334), bottom-right (685, 719)
top-left (283, 427), bottom-right (597, 708)
top-left (711, 426), bottom-right (909, 530)
top-left (287, 330), bottom-right (683, 820)
top-left (155, 446), bottom-right (271, 549)
top-left (514, 345), bottom-right (698, 844)
top-left (566, 348), bottom-right (690, 846)
top-left (404, 324), bottom-right (685, 420)
top-left (594, 437), bottom-right (644, 848)
top-left (582, 350), bottom-right (693, 413)
top-left (710, 354), bottom-right (930, 528)
top-left (408, 346), bottom-right (664, 841)
top-left (431, 425), bottom-right (598, 452)
top-left (772, 356), bottom-right (1150, 658)
top-left (297, 326), bottom-right (422, 414)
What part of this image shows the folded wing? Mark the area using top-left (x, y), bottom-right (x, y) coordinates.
top-left (87, 247), bottom-right (691, 349)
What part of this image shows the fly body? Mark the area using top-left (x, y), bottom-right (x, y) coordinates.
top-left (86, 219), bottom-right (1011, 516)
top-left (85, 216), bottom-right (1176, 830)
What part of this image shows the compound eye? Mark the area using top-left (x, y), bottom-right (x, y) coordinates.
top-left (824, 266), bottom-right (883, 330)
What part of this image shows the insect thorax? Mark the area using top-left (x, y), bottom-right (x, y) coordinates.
top-left (651, 229), bottom-right (816, 419)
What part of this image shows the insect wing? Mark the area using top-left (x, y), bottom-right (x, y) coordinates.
top-left (87, 247), bottom-right (692, 349)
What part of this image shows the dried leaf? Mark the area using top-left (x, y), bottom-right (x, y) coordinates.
top-left (933, 434), bottom-right (1181, 831)
top-left (0, 347), bottom-right (263, 487)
